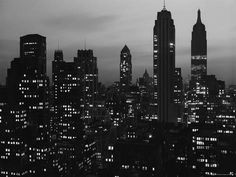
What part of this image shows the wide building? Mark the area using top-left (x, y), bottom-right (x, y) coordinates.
top-left (3, 34), bottom-right (50, 176)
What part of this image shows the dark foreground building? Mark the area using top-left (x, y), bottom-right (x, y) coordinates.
top-left (1, 34), bottom-right (50, 176)
top-left (153, 6), bottom-right (176, 123)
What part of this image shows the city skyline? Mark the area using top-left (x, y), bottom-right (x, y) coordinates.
top-left (0, 0), bottom-right (235, 86)
top-left (1, 2), bottom-right (236, 176)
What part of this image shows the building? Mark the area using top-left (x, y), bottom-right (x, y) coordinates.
top-left (51, 50), bottom-right (64, 136)
top-left (74, 49), bottom-right (98, 125)
top-left (113, 139), bottom-right (160, 177)
top-left (105, 86), bottom-right (123, 127)
top-left (120, 45), bottom-right (132, 94)
top-left (191, 10), bottom-right (207, 87)
top-left (74, 49), bottom-right (98, 172)
top-left (137, 70), bottom-right (153, 121)
top-left (3, 34), bottom-right (50, 176)
top-left (51, 50), bottom-right (84, 176)
top-left (153, 6), bottom-right (176, 122)
top-left (20, 34), bottom-right (46, 74)
top-left (174, 68), bottom-right (183, 123)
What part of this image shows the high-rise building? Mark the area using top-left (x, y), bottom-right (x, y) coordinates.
top-left (137, 70), bottom-right (153, 121)
top-left (4, 34), bottom-right (50, 176)
top-left (105, 86), bottom-right (123, 127)
top-left (174, 68), bottom-right (183, 123)
top-left (51, 50), bottom-right (64, 136)
top-left (120, 45), bottom-right (132, 93)
top-left (52, 50), bottom-right (84, 176)
top-left (20, 34), bottom-right (46, 74)
top-left (74, 49), bottom-right (98, 125)
top-left (191, 10), bottom-right (207, 86)
top-left (74, 49), bottom-right (98, 172)
top-left (153, 6), bottom-right (175, 122)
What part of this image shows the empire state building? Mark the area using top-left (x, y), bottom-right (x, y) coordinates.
top-left (153, 6), bottom-right (175, 123)
top-left (191, 9), bottom-right (207, 86)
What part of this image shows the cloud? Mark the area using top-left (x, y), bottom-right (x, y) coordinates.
top-left (43, 13), bottom-right (117, 33)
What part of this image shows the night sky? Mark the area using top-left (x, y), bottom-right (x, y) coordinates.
top-left (0, 0), bottom-right (235, 86)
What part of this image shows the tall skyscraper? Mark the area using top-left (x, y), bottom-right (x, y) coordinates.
top-left (52, 50), bottom-right (84, 175)
top-left (153, 6), bottom-right (175, 123)
top-left (51, 50), bottom-right (64, 136)
top-left (74, 49), bottom-right (98, 171)
top-left (74, 50), bottom-right (98, 124)
top-left (191, 10), bottom-right (207, 86)
top-left (120, 45), bottom-right (132, 93)
top-left (5, 34), bottom-right (50, 175)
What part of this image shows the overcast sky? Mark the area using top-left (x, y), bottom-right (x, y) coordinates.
top-left (0, 0), bottom-right (235, 86)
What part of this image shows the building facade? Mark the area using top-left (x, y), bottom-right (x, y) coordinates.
top-left (191, 10), bottom-right (207, 87)
top-left (153, 7), bottom-right (176, 122)
top-left (120, 45), bottom-right (132, 94)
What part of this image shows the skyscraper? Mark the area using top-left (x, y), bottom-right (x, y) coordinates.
top-left (52, 50), bottom-right (84, 175)
top-left (74, 49), bottom-right (98, 171)
top-left (74, 49), bottom-right (98, 124)
top-left (120, 45), bottom-right (132, 93)
top-left (191, 10), bottom-right (207, 86)
top-left (20, 34), bottom-right (46, 74)
top-left (5, 34), bottom-right (50, 175)
top-left (153, 6), bottom-right (175, 123)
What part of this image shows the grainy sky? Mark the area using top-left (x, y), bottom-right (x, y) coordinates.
top-left (0, 0), bottom-right (235, 86)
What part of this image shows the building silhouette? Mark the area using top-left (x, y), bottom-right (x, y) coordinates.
top-left (51, 50), bottom-right (84, 176)
top-left (74, 50), bottom-right (98, 125)
top-left (2, 34), bottom-right (50, 176)
top-left (191, 9), bottom-right (207, 87)
top-left (1, 6), bottom-right (236, 176)
top-left (137, 70), bottom-right (153, 121)
top-left (153, 6), bottom-right (176, 123)
top-left (74, 49), bottom-right (98, 172)
top-left (173, 68), bottom-right (183, 123)
top-left (120, 45), bottom-right (132, 93)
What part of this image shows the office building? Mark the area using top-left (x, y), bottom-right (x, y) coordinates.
top-left (191, 10), bottom-right (207, 86)
top-left (153, 6), bottom-right (176, 122)
top-left (120, 45), bottom-right (132, 93)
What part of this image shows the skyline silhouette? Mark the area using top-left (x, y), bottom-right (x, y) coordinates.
top-left (0, 0), bottom-right (235, 86)
top-left (1, 1), bottom-right (236, 176)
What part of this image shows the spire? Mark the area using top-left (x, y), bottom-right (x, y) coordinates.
top-left (121, 44), bottom-right (130, 53)
top-left (143, 69), bottom-right (149, 78)
top-left (163, 0), bottom-right (166, 10)
top-left (197, 9), bottom-right (202, 23)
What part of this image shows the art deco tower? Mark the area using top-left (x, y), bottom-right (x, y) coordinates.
top-left (191, 9), bottom-right (207, 85)
top-left (153, 6), bottom-right (175, 123)
top-left (120, 45), bottom-right (132, 93)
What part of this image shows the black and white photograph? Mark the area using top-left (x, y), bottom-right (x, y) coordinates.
top-left (0, 0), bottom-right (236, 176)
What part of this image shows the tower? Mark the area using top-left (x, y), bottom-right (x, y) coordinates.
top-left (74, 50), bottom-right (98, 123)
top-left (5, 34), bottom-right (50, 175)
top-left (191, 9), bottom-right (207, 86)
top-left (120, 45), bottom-right (132, 93)
top-left (20, 34), bottom-right (46, 74)
top-left (153, 6), bottom-right (175, 123)
top-left (52, 50), bottom-right (84, 175)
top-left (74, 50), bottom-right (98, 171)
